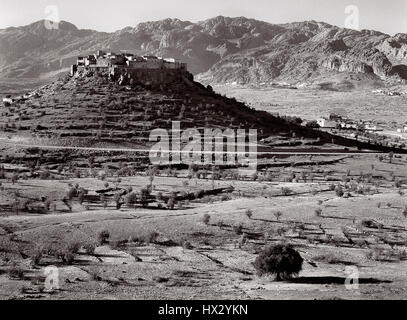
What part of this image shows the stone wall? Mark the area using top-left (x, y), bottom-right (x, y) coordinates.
top-left (110, 67), bottom-right (193, 85)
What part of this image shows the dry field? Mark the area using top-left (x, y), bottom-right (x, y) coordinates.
top-left (214, 85), bottom-right (407, 125)
top-left (0, 151), bottom-right (406, 300)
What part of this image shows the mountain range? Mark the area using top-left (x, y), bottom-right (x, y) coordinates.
top-left (1, 16), bottom-right (407, 86)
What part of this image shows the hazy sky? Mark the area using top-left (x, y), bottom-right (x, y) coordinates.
top-left (1, 0), bottom-right (407, 35)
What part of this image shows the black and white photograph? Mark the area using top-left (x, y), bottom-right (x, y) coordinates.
top-left (0, 0), bottom-right (406, 308)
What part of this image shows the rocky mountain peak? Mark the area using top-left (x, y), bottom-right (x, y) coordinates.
top-left (1, 16), bottom-right (407, 87)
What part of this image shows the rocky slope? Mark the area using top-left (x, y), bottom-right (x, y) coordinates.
top-left (1, 16), bottom-right (407, 86)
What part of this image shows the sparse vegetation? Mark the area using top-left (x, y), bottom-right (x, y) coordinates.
top-left (281, 187), bottom-right (293, 196)
top-left (335, 185), bottom-right (344, 197)
top-left (8, 264), bottom-right (25, 280)
top-left (98, 230), bottom-right (110, 245)
top-left (0, 67), bottom-right (405, 300)
top-left (233, 223), bottom-right (243, 235)
top-left (274, 211), bottom-right (283, 221)
top-left (125, 192), bottom-right (138, 208)
top-left (202, 214), bottom-right (211, 225)
top-left (366, 247), bottom-right (406, 262)
top-left (313, 253), bottom-right (353, 265)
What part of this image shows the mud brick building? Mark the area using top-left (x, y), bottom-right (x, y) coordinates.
top-left (71, 51), bottom-right (189, 84)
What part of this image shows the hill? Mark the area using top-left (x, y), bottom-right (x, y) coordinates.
top-left (0, 65), bottom-right (404, 159)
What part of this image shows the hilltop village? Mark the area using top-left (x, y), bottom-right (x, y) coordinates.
top-left (71, 50), bottom-right (190, 86)
top-left (1, 51), bottom-right (193, 107)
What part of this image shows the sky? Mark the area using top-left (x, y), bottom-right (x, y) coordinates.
top-left (0, 0), bottom-right (407, 35)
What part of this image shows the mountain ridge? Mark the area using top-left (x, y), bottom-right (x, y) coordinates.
top-left (1, 16), bottom-right (407, 86)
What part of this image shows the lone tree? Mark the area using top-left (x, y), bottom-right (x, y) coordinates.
top-left (389, 152), bottom-right (394, 164)
top-left (139, 188), bottom-right (151, 208)
top-left (202, 213), bottom-right (211, 225)
top-left (254, 244), bottom-right (303, 281)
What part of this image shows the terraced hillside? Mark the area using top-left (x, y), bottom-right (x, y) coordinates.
top-left (0, 69), bottom-right (285, 148)
top-left (1, 68), bottom-right (405, 158)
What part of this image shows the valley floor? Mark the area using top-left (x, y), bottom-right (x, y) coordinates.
top-left (214, 85), bottom-right (407, 125)
top-left (0, 154), bottom-right (406, 300)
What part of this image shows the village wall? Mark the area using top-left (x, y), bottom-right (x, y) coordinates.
top-left (110, 66), bottom-right (193, 85)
